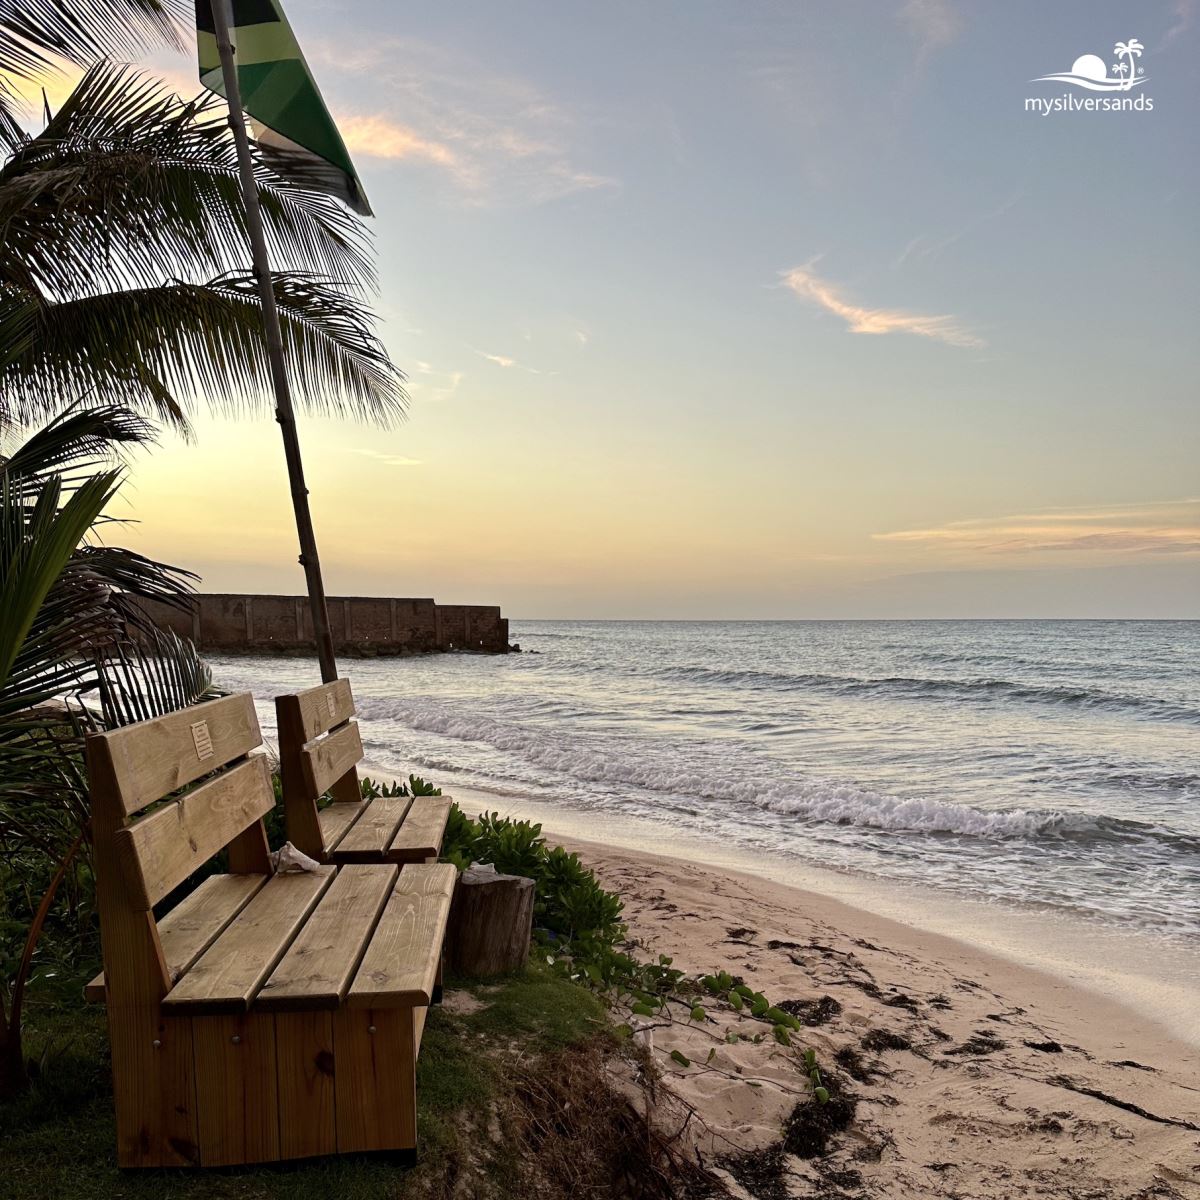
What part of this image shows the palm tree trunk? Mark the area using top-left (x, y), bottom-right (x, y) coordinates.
top-left (210, 0), bottom-right (340, 685)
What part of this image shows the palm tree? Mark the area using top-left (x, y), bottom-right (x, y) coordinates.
top-left (1113, 39), bottom-right (1144, 90)
top-left (0, 400), bottom-right (212, 1095)
top-left (1, 63), bottom-right (404, 433)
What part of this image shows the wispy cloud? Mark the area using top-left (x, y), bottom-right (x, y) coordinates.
top-left (894, 193), bottom-right (1023, 269)
top-left (406, 363), bottom-right (463, 403)
top-left (1160, 0), bottom-right (1195, 48)
top-left (312, 36), bottom-right (616, 206)
top-left (477, 350), bottom-right (544, 374)
top-left (340, 115), bottom-right (460, 169)
top-left (899, 0), bottom-right (964, 58)
top-left (351, 449), bottom-right (423, 468)
top-left (874, 500), bottom-right (1200, 557)
top-left (780, 263), bottom-right (983, 348)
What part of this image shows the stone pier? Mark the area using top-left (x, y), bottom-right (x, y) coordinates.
top-left (134, 594), bottom-right (510, 656)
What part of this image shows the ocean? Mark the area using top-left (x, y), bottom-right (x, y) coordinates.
top-left (211, 619), bottom-right (1199, 941)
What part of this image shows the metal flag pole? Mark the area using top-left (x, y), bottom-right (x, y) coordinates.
top-left (210, 0), bottom-right (338, 683)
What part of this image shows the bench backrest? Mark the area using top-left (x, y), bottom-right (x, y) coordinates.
top-left (86, 693), bottom-right (275, 998)
top-left (87, 693), bottom-right (274, 909)
top-left (275, 678), bottom-right (364, 859)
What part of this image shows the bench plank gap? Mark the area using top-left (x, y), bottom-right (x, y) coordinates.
top-left (331, 794), bottom-right (412, 862)
top-left (162, 867), bottom-right (335, 1014)
top-left (256, 865), bottom-right (398, 1011)
top-left (85, 872), bottom-right (267, 1003)
top-left (317, 799), bottom-right (368, 854)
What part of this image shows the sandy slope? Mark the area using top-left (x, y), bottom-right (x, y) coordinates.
top-left (555, 834), bottom-right (1200, 1200)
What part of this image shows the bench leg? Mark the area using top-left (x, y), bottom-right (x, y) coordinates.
top-left (432, 953), bottom-right (444, 1005)
top-left (276, 1012), bottom-right (336, 1161)
top-left (333, 1007), bottom-right (417, 1155)
top-left (192, 1013), bottom-right (280, 1167)
top-left (109, 1006), bottom-right (199, 1167)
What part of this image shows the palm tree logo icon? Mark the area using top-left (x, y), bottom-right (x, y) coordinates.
top-left (1113, 39), bottom-right (1144, 90)
top-left (1032, 36), bottom-right (1149, 91)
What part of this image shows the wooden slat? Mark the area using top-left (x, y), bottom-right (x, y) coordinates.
top-left (286, 678), bottom-right (355, 742)
top-left (317, 800), bottom-right (367, 854)
top-left (114, 756), bottom-right (274, 909)
top-left (276, 1011), bottom-right (336, 1160)
top-left (86, 731), bottom-right (199, 1167)
top-left (330, 794), bottom-right (411, 862)
top-left (256, 865), bottom-right (397, 1011)
top-left (192, 1013), bottom-right (279, 1166)
top-left (85, 872), bottom-right (268, 1002)
top-left (300, 721), bottom-right (364, 798)
top-left (276, 692), bottom-right (324, 860)
top-left (387, 795), bottom-right (452, 862)
top-left (333, 1007), bottom-right (416, 1153)
top-left (347, 863), bottom-right (456, 1008)
top-left (93, 694), bottom-right (262, 816)
top-left (163, 868), bottom-right (335, 1014)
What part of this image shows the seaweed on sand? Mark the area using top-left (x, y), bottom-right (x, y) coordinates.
top-left (782, 1076), bottom-right (858, 1159)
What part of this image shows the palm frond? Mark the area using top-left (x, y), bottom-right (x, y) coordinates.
top-left (1, 64), bottom-right (374, 298)
top-left (0, 406), bottom-right (199, 725)
top-left (69, 544), bottom-right (198, 618)
top-left (0, 0), bottom-right (184, 82)
top-left (2, 273), bottom-right (407, 429)
top-left (0, 468), bottom-right (121, 711)
top-left (0, 401), bottom-right (157, 494)
top-left (0, 289), bottom-right (36, 368)
top-left (91, 628), bottom-right (216, 728)
top-left (0, 96), bottom-right (24, 157)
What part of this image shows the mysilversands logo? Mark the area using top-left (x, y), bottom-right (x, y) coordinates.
top-left (1026, 38), bottom-right (1155, 114)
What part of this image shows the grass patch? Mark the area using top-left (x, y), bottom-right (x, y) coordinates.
top-left (458, 963), bottom-right (609, 1052)
top-left (0, 962), bottom-right (614, 1200)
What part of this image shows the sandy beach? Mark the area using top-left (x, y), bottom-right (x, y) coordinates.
top-left (403, 774), bottom-right (1200, 1199)
top-left (549, 830), bottom-right (1200, 1199)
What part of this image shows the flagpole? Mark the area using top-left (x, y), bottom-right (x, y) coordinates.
top-left (211, 0), bottom-right (339, 684)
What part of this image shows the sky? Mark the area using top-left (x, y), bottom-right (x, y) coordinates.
top-left (18, 1), bottom-right (1200, 617)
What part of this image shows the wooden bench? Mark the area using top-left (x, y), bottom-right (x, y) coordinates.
top-left (87, 693), bottom-right (456, 1168)
top-left (276, 679), bottom-right (452, 866)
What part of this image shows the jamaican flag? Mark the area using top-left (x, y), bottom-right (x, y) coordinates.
top-left (196, 0), bottom-right (370, 215)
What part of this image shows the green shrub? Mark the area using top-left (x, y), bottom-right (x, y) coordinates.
top-left (360, 774), bottom-right (442, 799)
top-left (439, 808), bottom-right (625, 947)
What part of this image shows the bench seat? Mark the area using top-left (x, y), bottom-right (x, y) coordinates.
top-left (276, 681), bottom-right (453, 867)
top-left (321, 794), bottom-right (452, 864)
top-left (86, 862), bottom-right (454, 1013)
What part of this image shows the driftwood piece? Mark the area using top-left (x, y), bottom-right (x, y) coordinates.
top-left (446, 863), bottom-right (535, 977)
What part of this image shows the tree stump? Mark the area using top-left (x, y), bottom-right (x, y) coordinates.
top-left (446, 863), bottom-right (535, 977)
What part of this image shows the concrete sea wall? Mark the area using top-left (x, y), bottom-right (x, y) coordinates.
top-left (135, 594), bottom-right (510, 656)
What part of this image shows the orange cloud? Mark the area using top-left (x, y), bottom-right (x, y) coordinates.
top-left (781, 264), bottom-right (983, 348)
top-left (339, 114), bottom-right (459, 169)
top-left (874, 500), bottom-right (1200, 557)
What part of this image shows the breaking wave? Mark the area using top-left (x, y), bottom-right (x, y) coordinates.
top-left (642, 665), bottom-right (1200, 723)
top-left (362, 700), bottom-right (1135, 842)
